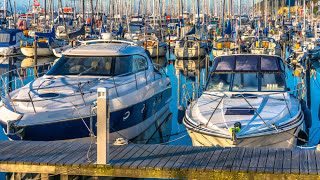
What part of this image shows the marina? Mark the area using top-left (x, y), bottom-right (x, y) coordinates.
top-left (0, 0), bottom-right (320, 179)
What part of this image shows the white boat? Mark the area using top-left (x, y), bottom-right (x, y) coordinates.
top-left (212, 38), bottom-right (238, 57)
top-left (0, 40), bottom-right (172, 141)
top-left (250, 37), bottom-right (282, 56)
top-left (139, 35), bottom-right (167, 57)
top-left (183, 54), bottom-right (303, 148)
top-left (0, 29), bottom-right (24, 56)
top-left (174, 36), bottom-right (208, 59)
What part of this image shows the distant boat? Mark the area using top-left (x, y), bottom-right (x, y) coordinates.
top-left (0, 29), bottom-right (24, 56)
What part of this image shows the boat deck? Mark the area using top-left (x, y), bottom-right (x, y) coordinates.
top-left (0, 140), bottom-right (319, 179)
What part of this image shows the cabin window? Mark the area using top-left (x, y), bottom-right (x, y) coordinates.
top-left (0, 34), bottom-right (10, 42)
top-left (133, 55), bottom-right (148, 72)
top-left (206, 73), bottom-right (232, 91)
top-left (261, 73), bottom-right (285, 91)
top-left (233, 73), bottom-right (258, 91)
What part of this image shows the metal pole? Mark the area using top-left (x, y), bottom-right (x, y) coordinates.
top-left (97, 88), bottom-right (110, 165)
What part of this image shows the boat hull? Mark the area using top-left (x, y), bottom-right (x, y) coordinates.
top-left (174, 47), bottom-right (207, 59)
top-left (21, 47), bottom-right (53, 57)
top-left (184, 116), bottom-right (303, 148)
top-left (147, 46), bottom-right (167, 57)
top-left (2, 87), bottom-right (172, 142)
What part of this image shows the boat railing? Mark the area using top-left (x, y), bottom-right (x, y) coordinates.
top-left (182, 82), bottom-right (305, 130)
top-left (0, 62), bottom-right (167, 114)
top-left (80, 39), bottom-right (139, 46)
top-left (0, 62), bottom-right (54, 112)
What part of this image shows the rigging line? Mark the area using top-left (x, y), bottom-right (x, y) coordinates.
top-left (71, 102), bottom-right (92, 134)
top-left (272, 124), bottom-right (318, 149)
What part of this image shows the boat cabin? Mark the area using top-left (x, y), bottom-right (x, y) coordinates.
top-left (0, 29), bottom-right (23, 47)
top-left (207, 55), bottom-right (286, 92)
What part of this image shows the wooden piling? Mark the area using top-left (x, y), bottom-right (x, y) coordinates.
top-left (34, 37), bottom-right (38, 65)
top-left (306, 56), bottom-right (311, 109)
top-left (97, 88), bottom-right (110, 164)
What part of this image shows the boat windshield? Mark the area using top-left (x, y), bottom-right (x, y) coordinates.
top-left (46, 55), bottom-right (148, 76)
top-left (206, 72), bottom-right (286, 92)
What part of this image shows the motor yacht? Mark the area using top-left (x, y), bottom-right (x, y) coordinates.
top-left (0, 40), bottom-right (172, 141)
top-left (183, 54), bottom-right (303, 148)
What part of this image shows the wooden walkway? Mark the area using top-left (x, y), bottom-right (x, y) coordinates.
top-left (0, 140), bottom-right (319, 179)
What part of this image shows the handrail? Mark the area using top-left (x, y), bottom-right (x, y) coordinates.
top-left (80, 39), bottom-right (139, 46)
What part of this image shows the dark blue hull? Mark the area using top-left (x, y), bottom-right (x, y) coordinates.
top-left (2, 88), bottom-right (172, 141)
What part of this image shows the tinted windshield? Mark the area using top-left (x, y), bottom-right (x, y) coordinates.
top-left (47, 55), bottom-right (147, 76)
top-left (206, 72), bottom-right (286, 92)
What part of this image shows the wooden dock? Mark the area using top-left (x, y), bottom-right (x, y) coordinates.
top-left (0, 140), bottom-right (319, 179)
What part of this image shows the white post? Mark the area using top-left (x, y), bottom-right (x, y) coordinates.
top-left (97, 88), bottom-right (110, 165)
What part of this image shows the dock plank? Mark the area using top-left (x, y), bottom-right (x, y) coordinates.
top-left (187, 147), bottom-right (209, 170)
top-left (1, 141), bottom-right (41, 162)
top-left (256, 148), bottom-right (268, 172)
top-left (265, 148), bottom-right (276, 173)
top-left (154, 145), bottom-right (180, 169)
top-left (161, 145), bottom-right (188, 170)
top-left (274, 148), bottom-right (284, 173)
top-left (40, 142), bottom-right (80, 164)
top-left (300, 149), bottom-right (308, 174)
top-left (214, 148), bottom-right (231, 170)
top-left (205, 147), bottom-right (223, 170)
top-left (137, 145), bottom-right (165, 168)
top-left (223, 148), bottom-right (238, 171)
top-left (291, 148), bottom-right (300, 173)
top-left (9, 141), bottom-right (63, 163)
top-left (112, 144), bottom-right (144, 167)
top-left (171, 146), bottom-right (194, 169)
top-left (0, 140), bottom-right (319, 179)
top-left (315, 149), bottom-right (320, 174)
top-left (307, 150), bottom-right (317, 174)
top-left (147, 145), bottom-right (174, 168)
top-left (110, 145), bottom-right (136, 165)
top-left (231, 147), bottom-right (246, 171)
top-left (196, 147), bottom-right (217, 170)
top-left (47, 143), bottom-right (85, 164)
top-left (179, 147), bottom-right (202, 169)
top-left (241, 147), bottom-right (253, 172)
top-left (129, 144), bottom-right (159, 169)
top-left (282, 148), bottom-right (292, 173)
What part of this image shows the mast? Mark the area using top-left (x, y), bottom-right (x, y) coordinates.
top-left (44, 0), bottom-right (46, 23)
top-left (303, 0), bottom-right (306, 39)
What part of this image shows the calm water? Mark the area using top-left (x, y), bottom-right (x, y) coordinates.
top-left (0, 51), bottom-right (319, 148)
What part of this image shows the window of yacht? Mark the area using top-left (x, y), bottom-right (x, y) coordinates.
top-left (206, 73), bottom-right (232, 91)
top-left (133, 55), bottom-right (148, 71)
top-left (261, 73), bottom-right (285, 91)
top-left (47, 55), bottom-right (146, 76)
top-left (232, 73), bottom-right (258, 91)
top-left (0, 34), bottom-right (10, 42)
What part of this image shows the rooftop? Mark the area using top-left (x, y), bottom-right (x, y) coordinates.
top-left (63, 42), bottom-right (145, 56)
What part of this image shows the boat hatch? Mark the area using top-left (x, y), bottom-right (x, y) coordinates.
top-left (231, 94), bottom-right (257, 98)
top-left (225, 107), bottom-right (254, 115)
top-left (38, 93), bottom-right (60, 98)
